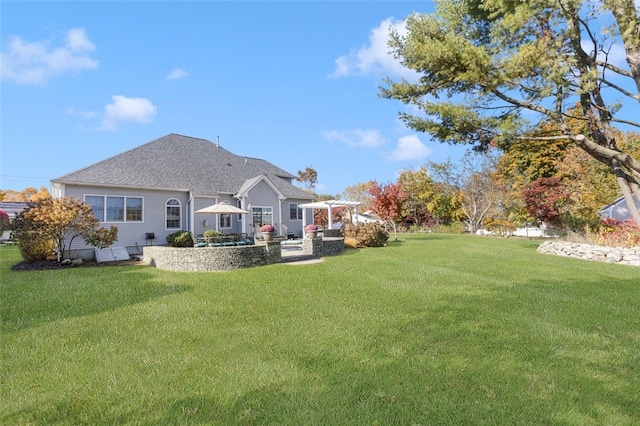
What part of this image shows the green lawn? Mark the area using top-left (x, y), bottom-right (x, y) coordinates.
top-left (1, 234), bottom-right (639, 425)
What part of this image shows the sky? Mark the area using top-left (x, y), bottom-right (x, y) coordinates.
top-left (1, 1), bottom-right (638, 197)
top-left (0, 0), bottom-right (464, 197)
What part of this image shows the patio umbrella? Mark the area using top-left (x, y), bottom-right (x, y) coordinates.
top-left (195, 202), bottom-right (249, 215)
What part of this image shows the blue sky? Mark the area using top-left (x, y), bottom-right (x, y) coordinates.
top-left (2, 1), bottom-right (638, 197)
top-left (1, 0), bottom-right (457, 196)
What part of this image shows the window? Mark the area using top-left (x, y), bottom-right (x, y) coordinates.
top-left (85, 195), bottom-right (143, 222)
top-left (252, 206), bottom-right (273, 228)
top-left (289, 203), bottom-right (303, 220)
top-left (86, 195), bottom-right (105, 221)
top-left (126, 197), bottom-right (143, 221)
top-left (237, 200), bottom-right (244, 222)
top-left (166, 199), bottom-right (181, 229)
top-left (106, 197), bottom-right (124, 221)
top-left (220, 214), bottom-right (231, 229)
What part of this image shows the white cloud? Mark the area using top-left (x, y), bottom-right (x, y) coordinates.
top-left (390, 134), bottom-right (432, 161)
top-left (100, 95), bottom-right (157, 131)
top-left (330, 17), bottom-right (418, 80)
top-left (166, 68), bottom-right (188, 80)
top-left (0, 28), bottom-right (98, 85)
top-left (64, 107), bottom-right (98, 120)
top-left (322, 128), bottom-right (386, 148)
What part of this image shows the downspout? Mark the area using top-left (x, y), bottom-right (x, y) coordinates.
top-left (188, 191), bottom-right (194, 234)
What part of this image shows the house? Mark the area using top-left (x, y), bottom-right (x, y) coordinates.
top-left (598, 194), bottom-right (640, 221)
top-left (51, 134), bottom-right (314, 257)
top-left (0, 201), bottom-right (31, 218)
top-left (0, 201), bottom-right (30, 242)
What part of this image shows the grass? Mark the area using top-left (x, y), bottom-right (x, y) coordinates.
top-left (1, 234), bottom-right (639, 425)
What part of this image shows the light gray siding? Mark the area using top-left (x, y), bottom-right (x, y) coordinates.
top-left (244, 181), bottom-right (282, 235)
top-left (282, 199), bottom-right (307, 238)
top-left (62, 185), bottom-right (190, 252)
top-left (192, 196), bottom-right (246, 237)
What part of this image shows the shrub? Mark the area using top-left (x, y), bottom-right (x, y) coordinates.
top-left (203, 229), bottom-right (221, 239)
top-left (484, 219), bottom-right (516, 235)
top-left (305, 224), bottom-right (319, 231)
top-left (343, 223), bottom-right (389, 248)
top-left (0, 209), bottom-right (10, 234)
top-left (586, 218), bottom-right (640, 248)
top-left (84, 226), bottom-right (118, 249)
top-left (166, 230), bottom-right (194, 247)
top-left (16, 232), bottom-right (56, 262)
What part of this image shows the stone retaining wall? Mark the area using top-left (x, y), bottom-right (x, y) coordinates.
top-left (143, 245), bottom-right (277, 272)
top-left (143, 238), bottom-right (344, 272)
top-left (538, 241), bottom-right (640, 266)
top-left (302, 237), bottom-right (344, 257)
top-left (321, 237), bottom-right (345, 256)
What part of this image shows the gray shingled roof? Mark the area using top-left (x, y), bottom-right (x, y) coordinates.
top-left (52, 133), bottom-right (313, 199)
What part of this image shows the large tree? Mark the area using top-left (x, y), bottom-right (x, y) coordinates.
top-left (429, 152), bottom-right (503, 232)
top-left (397, 166), bottom-right (437, 226)
top-left (381, 0), bottom-right (640, 224)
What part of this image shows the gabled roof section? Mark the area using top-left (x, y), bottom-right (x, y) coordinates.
top-left (52, 133), bottom-right (313, 199)
top-left (235, 175), bottom-right (286, 199)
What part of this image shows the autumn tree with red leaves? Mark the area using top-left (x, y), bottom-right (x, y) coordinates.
top-left (369, 181), bottom-right (406, 240)
top-left (521, 177), bottom-right (569, 228)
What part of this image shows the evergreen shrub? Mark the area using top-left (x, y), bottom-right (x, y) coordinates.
top-left (166, 230), bottom-right (194, 247)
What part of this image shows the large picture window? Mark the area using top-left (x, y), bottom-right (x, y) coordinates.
top-left (85, 195), bottom-right (143, 223)
top-left (166, 199), bottom-right (181, 229)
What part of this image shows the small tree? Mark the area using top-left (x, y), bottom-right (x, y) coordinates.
top-left (521, 177), bottom-right (569, 228)
top-left (13, 195), bottom-right (100, 262)
top-left (369, 181), bottom-right (406, 240)
top-left (296, 166), bottom-right (318, 192)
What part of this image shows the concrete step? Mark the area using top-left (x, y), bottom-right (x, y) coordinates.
top-left (280, 254), bottom-right (318, 263)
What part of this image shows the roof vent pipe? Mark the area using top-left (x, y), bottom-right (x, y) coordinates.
top-left (216, 135), bottom-right (220, 147)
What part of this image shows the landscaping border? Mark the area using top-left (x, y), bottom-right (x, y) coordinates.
top-left (538, 241), bottom-right (640, 266)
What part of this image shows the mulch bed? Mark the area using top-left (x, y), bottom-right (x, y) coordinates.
top-left (11, 258), bottom-right (146, 271)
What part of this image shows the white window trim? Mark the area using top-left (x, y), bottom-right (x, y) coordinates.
top-left (166, 198), bottom-right (182, 230)
top-left (289, 203), bottom-right (303, 221)
top-left (252, 205), bottom-right (273, 227)
top-left (220, 214), bottom-right (232, 229)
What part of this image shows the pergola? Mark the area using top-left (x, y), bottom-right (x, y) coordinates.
top-left (298, 199), bottom-right (362, 230)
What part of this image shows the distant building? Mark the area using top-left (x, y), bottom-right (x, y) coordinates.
top-left (598, 195), bottom-right (640, 221)
top-left (0, 201), bottom-right (30, 218)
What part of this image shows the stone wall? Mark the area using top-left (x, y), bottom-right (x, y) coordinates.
top-left (143, 238), bottom-right (345, 272)
top-left (538, 241), bottom-right (640, 266)
top-left (302, 237), bottom-right (345, 257)
top-left (143, 245), bottom-right (278, 272)
top-left (321, 237), bottom-right (344, 256)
